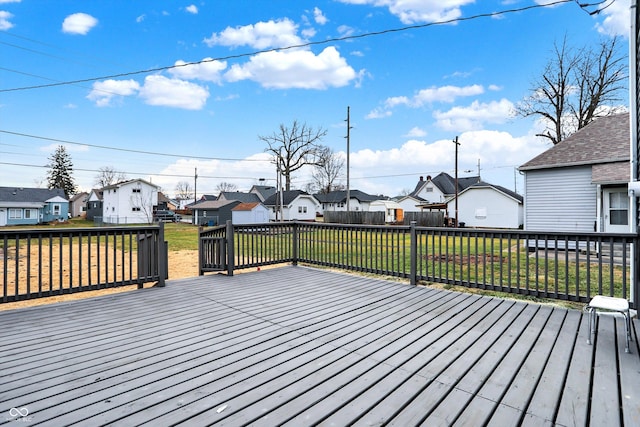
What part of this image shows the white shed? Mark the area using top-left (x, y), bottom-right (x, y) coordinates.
top-left (369, 200), bottom-right (403, 223)
top-left (456, 183), bottom-right (523, 229)
top-left (232, 202), bottom-right (270, 225)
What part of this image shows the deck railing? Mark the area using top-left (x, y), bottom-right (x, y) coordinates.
top-left (1, 224), bottom-right (166, 303)
top-left (200, 221), bottom-right (639, 309)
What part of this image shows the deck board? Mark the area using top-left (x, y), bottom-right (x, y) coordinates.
top-left (0, 265), bottom-right (638, 426)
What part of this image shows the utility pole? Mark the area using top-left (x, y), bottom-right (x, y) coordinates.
top-left (345, 106), bottom-right (352, 212)
top-left (453, 136), bottom-right (460, 227)
top-left (194, 167), bottom-right (198, 205)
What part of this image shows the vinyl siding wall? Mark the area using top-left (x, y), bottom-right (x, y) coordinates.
top-left (524, 166), bottom-right (596, 232)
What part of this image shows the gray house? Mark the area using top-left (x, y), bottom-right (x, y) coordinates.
top-left (0, 187), bottom-right (69, 226)
top-left (519, 113), bottom-right (629, 233)
top-left (191, 200), bottom-right (241, 226)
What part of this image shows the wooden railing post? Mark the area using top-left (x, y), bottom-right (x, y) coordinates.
top-left (157, 221), bottom-right (166, 287)
top-left (292, 222), bottom-right (299, 265)
top-left (410, 221), bottom-right (417, 286)
top-left (226, 220), bottom-right (235, 276)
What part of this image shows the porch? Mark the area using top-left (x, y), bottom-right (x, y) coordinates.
top-left (1, 266), bottom-right (638, 426)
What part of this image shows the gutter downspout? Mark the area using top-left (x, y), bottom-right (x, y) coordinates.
top-left (629, 0), bottom-right (638, 305)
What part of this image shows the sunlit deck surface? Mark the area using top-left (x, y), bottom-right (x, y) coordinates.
top-left (1, 265), bottom-right (638, 426)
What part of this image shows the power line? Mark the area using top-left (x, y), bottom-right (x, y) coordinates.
top-left (0, 0), bottom-right (598, 93)
top-left (0, 130), bottom-right (270, 162)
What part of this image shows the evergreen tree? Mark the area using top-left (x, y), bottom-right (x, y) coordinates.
top-left (46, 145), bottom-right (77, 197)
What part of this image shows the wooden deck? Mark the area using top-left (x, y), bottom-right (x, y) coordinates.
top-left (0, 266), bottom-right (638, 426)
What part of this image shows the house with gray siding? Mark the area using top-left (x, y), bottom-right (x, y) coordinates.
top-left (519, 113), bottom-right (630, 233)
top-left (191, 200), bottom-right (241, 226)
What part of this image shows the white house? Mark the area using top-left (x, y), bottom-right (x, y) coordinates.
top-left (395, 195), bottom-right (425, 213)
top-left (519, 113), bottom-right (629, 233)
top-left (102, 179), bottom-right (159, 224)
top-left (232, 202), bottom-right (270, 225)
top-left (264, 190), bottom-right (320, 221)
top-left (314, 190), bottom-right (380, 214)
top-left (456, 183), bottom-right (523, 229)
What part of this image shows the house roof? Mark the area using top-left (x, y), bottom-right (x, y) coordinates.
top-left (0, 187), bottom-right (67, 204)
top-left (69, 192), bottom-right (88, 203)
top-left (218, 191), bottom-right (262, 203)
top-left (232, 202), bottom-right (264, 211)
top-left (263, 190), bottom-right (316, 206)
top-left (88, 188), bottom-right (104, 201)
top-left (411, 172), bottom-right (480, 197)
top-left (592, 161), bottom-right (630, 184)
top-left (102, 178), bottom-right (159, 190)
top-left (519, 113), bottom-right (629, 171)
top-left (200, 194), bottom-right (218, 201)
top-left (314, 190), bottom-right (379, 203)
top-left (250, 185), bottom-right (277, 201)
top-left (459, 182), bottom-right (523, 203)
top-left (191, 200), bottom-right (240, 210)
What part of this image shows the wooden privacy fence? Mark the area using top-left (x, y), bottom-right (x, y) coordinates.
top-left (200, 221), bottom-right (640, 308)
top-left (1, 224), bottom-right (167, 303)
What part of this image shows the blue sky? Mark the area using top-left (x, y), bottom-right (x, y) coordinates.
top-left (0, 0), bottom-right (631, 198)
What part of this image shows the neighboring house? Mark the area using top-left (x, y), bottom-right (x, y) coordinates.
top-left (314, 190), bottom-right (380, 213)
top-left (191, 200), bottom-right (241, 226)
top-left (69, 191), bottom-right (88, 218)
top-left (395, 195), bottom-right (427, 213)
top-left (407, 173), bottom-right (522, 228)
top-left (217, 191), bottom-right (262, 204)
top-left (0, 187), bottom-right (68, 226)
top-left (85, 189), bottom-right (103, 221)
top-left (249, 185), bottom-right (277, 202)
top-left (369, 199), bottom-right (404, 223)
top-left (519, 113), bottom-right (629, 233)
top-left (264, 190), bottom-right (320, 221)
top-left (157, 192), bottom-right (178, 211)
top-left (232, 202), bottom-right (270, 225)
top-left (456, 182), bottom-right (523, 229)
top-left (102, 179), bottom-right (159, 224)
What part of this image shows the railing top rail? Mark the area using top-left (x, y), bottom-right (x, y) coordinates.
top-left (199, 224), bottom-right (226, 237)
top-left (413, 226), bottom-right (639, 239)
top-left (0, 225), bottom-right (161, 238)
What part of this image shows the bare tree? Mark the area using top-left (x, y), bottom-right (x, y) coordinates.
top-left (260, 120), bottom-right (327, 191)
top-left (174, 181), bottom-right (193, 201)
top-left (215, 182), bottom-right (238, 193)
top-left (312, 146), bottom-right (345, 194)
top-left (95, 166), bottom-right (127, 188)
top-left (515, 36), bottom-right (627, 145)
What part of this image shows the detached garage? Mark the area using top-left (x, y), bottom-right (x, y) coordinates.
top-left (232, 202), bottom-right (270, 225)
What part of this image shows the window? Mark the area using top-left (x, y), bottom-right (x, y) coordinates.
top-left (609, 192), bottom-right (629, 225)
top-left (475, 208), bottom-right (487, 219)
top-left (426, 187), bottom-right (433, 192)
top-left (9, 209), bottom-right (21, 219)
top-left (203, 211), bottom-right (207, 217)
top-left (298, 206), bottom-right (307, 213)
top-left (52, 204), bottom-right (60, 215)
top-left (24, 209), bottom-right (36, 219)
top-left (132, 207), bottom-right (141, 212)
top-left (132, 188), bottom-right (141, 193)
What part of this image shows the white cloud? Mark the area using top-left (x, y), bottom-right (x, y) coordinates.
top-left (595, 0), bottom-right (629, 37)
top-left (139, 75), bottom-right (209, 110)
top-left (314, 7), bottom-right (328, 25)
top-left (0, 10), bottom-right (13, 30)
top-left (204, 18), bottom-right (303, 49)
top-left (338, 0), bottom-right (475, 24)
top-left (169, 58), bottom-right (228, 83)
top-left (40, 143), bottom-right (89, 153)
top-left (62, 13), bottom-right (98, 35)
top-left (87, 79), bottom-right (141, 107)
top-left (366, 108), bottom-right (392, 119)
top-left (405, 127), bottom-right (427, 137)
top-left (185, 5), bottom-right (198, 14)
top-left (0, 0), bottom-right (21, 3)
top-left (224, 46), bottom-right (358, 89)
top-left (136, 14), bottom-right (145, 23)
top-left (434, 98), bottom-right (515, 131)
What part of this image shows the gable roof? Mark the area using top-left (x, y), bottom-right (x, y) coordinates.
top-left (191, 200), bottom-right (240, 210)
top-left (459, 182), bottom-right (523, 203)
top-left (69, 192), bottom-right (88, 203)
top-left (218, 191), bottom-right (262, 203)
top-left (232, 202), bottom-right (265, 211)
top-left (411, 172), bottom-right (480, 197)
top-left (263, 190), bottom-right (316, 206)
top-left (0, 187), bottom-right (67, 205)
top-left (314, 190), bottom-right (379, 204)
top-left (250, 185), bottom-right (277, 201)
top-left (519, 113), bottom-right (629, 171)
top-left (102, 178), bottom-right (159, 191)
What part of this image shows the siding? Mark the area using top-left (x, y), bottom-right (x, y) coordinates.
top-left (457, 188), bottom-right (522, 229)
top-left (524, 166), bottom-right (596, 232)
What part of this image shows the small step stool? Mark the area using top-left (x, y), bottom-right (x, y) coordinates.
top-left (586, 295), bottom-right (632, 353)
